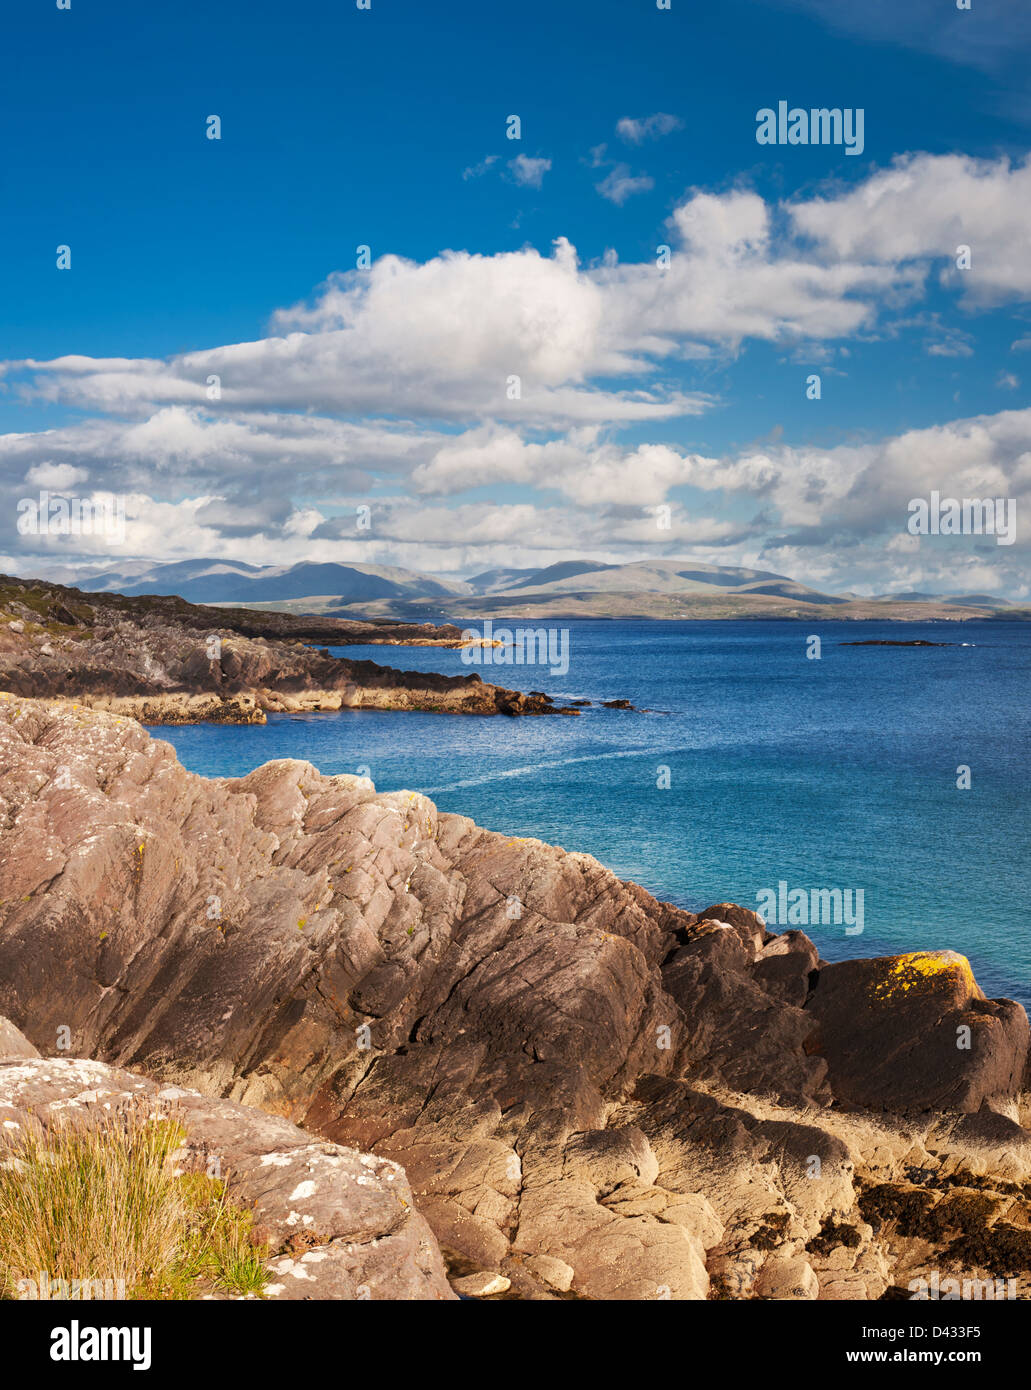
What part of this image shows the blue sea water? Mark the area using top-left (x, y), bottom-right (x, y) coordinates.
top-left (150, 620), bottom-right (1031, 1010)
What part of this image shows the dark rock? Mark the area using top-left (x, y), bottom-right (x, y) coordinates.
top-left (805, 952), bottom-right (1029, 1113)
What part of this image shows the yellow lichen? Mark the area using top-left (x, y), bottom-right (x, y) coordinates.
top-left (870, 951), bottom-right (975, 1001)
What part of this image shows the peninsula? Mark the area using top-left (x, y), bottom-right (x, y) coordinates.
top-left (0, 575), bottom-right (581, 723)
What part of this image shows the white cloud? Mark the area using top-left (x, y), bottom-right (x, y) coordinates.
top-left (616, 113), bottom-right (682, 143)
top-left (24, 462), bottom-right (89, 490)
top-left (790, 153), bottom-right (1031, 305)
top-left (508, 154), bottom-right (551, 188)
top-left (0, 407), bottom-right (438, 499)
top-left (411, 408), bottom-right (1031, 568)
top-left (4, 406), bottom-right (1029, 593)
top-left (596, 189), bottom-right (907, 351)
top-left (596, 165), bottom-right (654, 204)
top-left (927, 334), bottom-right (974, 358)
top-left (8, 156), bottom-right (1029, 431)
top-left (412, 427), bottom-right (720, 506)
top-left (462, 154), bottom-right (499, 180)
top-left (2, 152), bottom-right (1029, 596)
top-left (3, 240), bottom-right (709, 426)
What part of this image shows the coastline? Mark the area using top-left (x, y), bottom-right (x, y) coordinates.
top-left (0, 575), bottom-right (584, 724)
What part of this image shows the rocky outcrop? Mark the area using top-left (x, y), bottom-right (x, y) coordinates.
top-left (0, 576), bottom-right (580, 722)
top-left (806, 953), bottom-right (1029, 1115)
top-left (0, 573), bottom-right (471, 646)
top-left (1, 698), bottom-right (1029, 1300)
top-left (0, 1037), bottom-right (454, 1300)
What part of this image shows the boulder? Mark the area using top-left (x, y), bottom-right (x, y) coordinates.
top-left (805, 952), bottom-right (1029, 1113)
top-left (451, 1271), bottom-right (511, 1297)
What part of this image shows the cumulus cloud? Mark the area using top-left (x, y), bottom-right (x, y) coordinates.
top-left (411, 427), bottom-right (720, 507)
top-left (0, 407), bottom-right (438, 501)
top-left (595, 189), bottom-right (908, 351)
top-left (5, 406), bottom-right (1028, 593)
top-left (24, 462), bottom-right (89, 490)
top-left (410, 408), bottom-right (1031, 572)
top-left (8, 156), bottom-right (1030, 430)
top-left (3, 240), bottom-right (708, 426)
top-left (789, 153), bottom-right (1031, 305)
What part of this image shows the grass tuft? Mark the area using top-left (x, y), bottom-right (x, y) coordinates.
top-left (0, 1103), bottom-right (269, 1300)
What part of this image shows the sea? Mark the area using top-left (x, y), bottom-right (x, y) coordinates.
top-left (149, 619), bottom-right (1031, 1011)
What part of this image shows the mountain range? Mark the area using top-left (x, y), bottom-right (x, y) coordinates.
top-left (44, 556), bottom-right (1020, 622)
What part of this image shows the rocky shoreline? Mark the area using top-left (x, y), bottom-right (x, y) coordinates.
top-left (0, 575), bottom-right (581, 723)
top-left (1, 698), bottom-right (1029, 1300)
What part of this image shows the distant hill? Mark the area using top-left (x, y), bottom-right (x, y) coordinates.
top-left (493, 560), bottom-right (622, 591)
top-left (466, 566), bottom-right (556, 593)
top-left (870, 591), bottom-right (1012, 608)
top-left (77, 558), bottom-right (471, 605)
top-left (452, 558), bottom-right (852, 609)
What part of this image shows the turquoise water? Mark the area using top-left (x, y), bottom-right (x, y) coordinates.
top-left (150, 620), bottom-right (1031, 1010)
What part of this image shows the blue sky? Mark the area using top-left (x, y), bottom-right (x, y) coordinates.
top-left (1, 0), bottom-right (1030, 596)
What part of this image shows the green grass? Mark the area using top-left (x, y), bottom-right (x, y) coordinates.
top-left (0, 1106), bottom-right (269, 1300)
